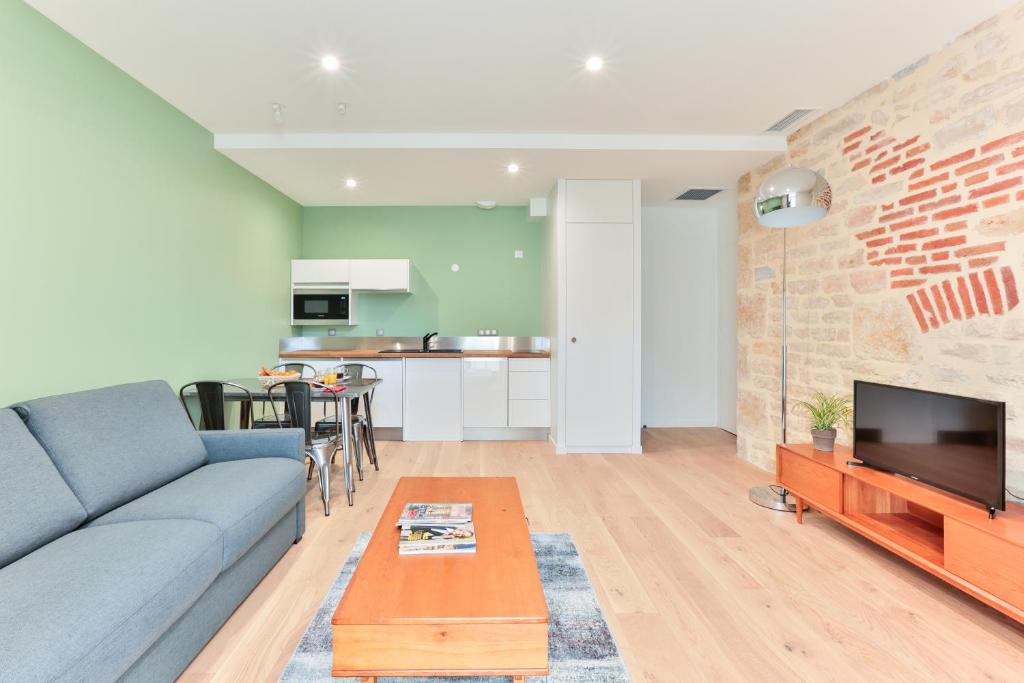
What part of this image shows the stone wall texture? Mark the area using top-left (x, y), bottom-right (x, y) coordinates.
top-left (736, 3), bottom-right (1024, 493)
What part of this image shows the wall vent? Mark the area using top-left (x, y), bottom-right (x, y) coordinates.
top-left (675, 188), bottom-right (723, 201)
top-left (765, 108), bottom-right (817, 133)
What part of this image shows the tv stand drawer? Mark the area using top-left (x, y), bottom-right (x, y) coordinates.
top-left (777, 448), bottom-right (842, 513)
top-left (945, 518), bottom-right (1024, 611)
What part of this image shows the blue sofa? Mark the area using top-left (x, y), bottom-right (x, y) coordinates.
top-left (0, 380), bottom-right (307, 683)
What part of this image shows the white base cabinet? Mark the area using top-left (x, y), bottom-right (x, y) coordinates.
top-left (463, 358), bottom-right (508, 428)
top-left (403, 358), bottom-right (463, 441)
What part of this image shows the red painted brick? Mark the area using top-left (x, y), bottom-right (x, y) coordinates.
top-left (905, 143), bottom-right (931, 157)
top-left (918, 195), bottom-right (961, 212)
top-left (892, 278), bottom-right (928, 288)
top-left (900, 189), bottom-right (938, 206)
top-left (920, 263), bottom-right (961, 275)
top-left (869, 256), bottom-right (903, 266)
top-left (843, 141), bottom-right (862, 155)
top-left (891, 268), bottom-right (914, 277)
top-left (871, 156), bottom-right (901, 174)
top-left (844, 126), bottom-right (872, 144)
top-left (968, 176), bottom-right (1022, 199)
top-left (856, 227), bottom-right (886, 240)
top-left (899, 228), bottom-right (939, 241)
top-left (941, 182), bottom-right (958, 193)
top-left (981, 131), bottom-right (1024, 154)
top-left (1018, 189), bottom-right (1024, 201)
top-left (922, 235), bottom-right (966, 250)
top-left (852, 158), bottom-right (871, 172)
top-left (956, 153), bottom-right (1004, 176)
top-left (970, 272), bottom-right (989, 315)
top-left (908, 172), bottom-right (949, 191)
top-left (985, 269), bottom-right (1004, 315)
top-left (906, 255), bottom-right (927, 265)
top-left (866, 138), bottom-right (896, 155)
top-left (1014, 146), bottom-right (1024, 158)
top-left (1003, 266), bottom-right (1019, 310)
top-left (933, 203), bottom-right (979, 221)
top-left (957, 276), bottom-right (975, 318)
top-left (890, 157), bottom-right (926, 175)
top-left (870, 130), bottom-right (886, 141)
top-left (866, 250), bottom-right (879, 260)
top-left (931, 149), bottom-right (975, 171)
top-left (910, 168), bottom-right (925, 180)
top-left (983, 194), bottom-right (1011, 209)
top-left (917, 290), bottom-right (939, 328)
top-left (907, 293), bottom-right (929, 331)
top-left (969, 256), bottom-right (1000, 269)
top-left (945, 220), bottom-right (968, 232)
top-left (879, 208), bottom-right (914, 223)
top-left (866, 236), bottom-right (894, 248)
top-left (943, 281), bottom-right (962, 321)
top-left (965, 172), bottom-right (989, 186)
top-left (885, 243), bottom-right (918, 255)
top-left (872, 174), bottom-right (886, 184)
top-left (890, 216), bottom-right (928, 231)
top-left (931, 251), bottom-right (950, 261)
top-left (996, 159), bottom-right (1024, 176)
top-left (955, 241), bottom-right (1005, 257)
top-left (882, 203), bottom-right (895, 211)
top-left (876, 151), bottom-right (888, 161)
top-left (893, 136), bottom-right (920, 153)
top-left (931, 284), bottom-right (950, 324)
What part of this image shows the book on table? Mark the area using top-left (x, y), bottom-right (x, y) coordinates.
top-left (396, 502), bottom-right (472, 527)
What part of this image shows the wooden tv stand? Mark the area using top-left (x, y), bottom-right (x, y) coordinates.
top-left (776, 443), bottom-right (1024, 624)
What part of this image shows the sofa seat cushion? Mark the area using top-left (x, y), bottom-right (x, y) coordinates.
top-left (0, 409), bottom-right (87, 569)
top-left (88, 457), bottom-right (306, 569)
top-left (13, 380), bottom-right (208, 518)
top-left (0, 519), bottom-right (222, 683)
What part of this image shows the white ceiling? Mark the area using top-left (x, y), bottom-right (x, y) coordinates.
top-left (27, 0), bottom-right (1017, 206)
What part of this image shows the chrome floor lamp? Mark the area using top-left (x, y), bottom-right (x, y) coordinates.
top-left (748, 167), bottom-right (832, 512)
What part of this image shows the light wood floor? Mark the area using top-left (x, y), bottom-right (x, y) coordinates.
top-left (181, 429), bottom-right (1024, 682)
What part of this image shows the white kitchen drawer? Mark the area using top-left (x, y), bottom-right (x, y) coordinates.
top-left (508, 371), bottom-right (549, 400)
top-left (509, 357), bottom-right (549, 372)
top-left (509, 400), bottom-right (550, 428)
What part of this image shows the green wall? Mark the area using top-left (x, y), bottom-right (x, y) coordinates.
top-left (302, 207), bottom-right (544, 336)
top-left (0, 2), bottom-right (302, 405)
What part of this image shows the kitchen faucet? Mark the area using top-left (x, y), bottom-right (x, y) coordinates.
top-left (422, 331), bottom-right (438, 352)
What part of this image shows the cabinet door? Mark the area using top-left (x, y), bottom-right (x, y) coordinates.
top-left (403, 358), bottom-right (462, 441)
top-left (350, 259), bottom-right (410, 291)
top-left (463, 358), bottom-right (508, 428)
top-left (357, 359), bottom-right (403, 428)
top-left (509, 400), bottom-right (550, 428)
top-left (565, 222), bottom-right (634, 447)
top-left (291, 259), bottom-right (350, 284)
top-left (565, 180), bottom-right (634, 223)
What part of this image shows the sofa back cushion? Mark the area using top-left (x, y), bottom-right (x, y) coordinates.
top-left (13, 380), bottom-right (208, 518)
top-left (0, 408), bottom-right (87, 568)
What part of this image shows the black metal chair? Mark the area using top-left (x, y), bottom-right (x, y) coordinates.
top-left (253, 363), bottom-right (319, 429)
top-left (178, 381), bottom-right (255, 430)
top-left (267, 379), bottom-right (353, 513)
top-left (315, 363), bottom-right (379, 472)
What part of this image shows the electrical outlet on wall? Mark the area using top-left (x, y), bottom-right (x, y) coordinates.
top-left (328, 329), bottom-right (337, 336)
top-left (376, 329), bottom-right (385, 336)
top-left (514, 249), bottom-right (524, 259)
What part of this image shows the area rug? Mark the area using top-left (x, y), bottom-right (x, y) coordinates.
top-left (279, 532), bottom-right (630, 682)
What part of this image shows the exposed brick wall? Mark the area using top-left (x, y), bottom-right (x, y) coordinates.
top-left (736, 4), bottom-right (1024, 492)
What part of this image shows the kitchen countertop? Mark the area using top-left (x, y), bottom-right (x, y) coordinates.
top-left (280, 349), bottom-right (550, 359)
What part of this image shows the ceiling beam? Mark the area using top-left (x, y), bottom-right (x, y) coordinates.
top-left (213, 132), bottom-right (787, 153)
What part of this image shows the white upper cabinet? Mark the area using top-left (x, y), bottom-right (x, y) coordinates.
top-left (291, 259), bottom-right (351, 285)
top-left (565, 179), bottom-right (634, 223)
top-left (350, 259), bottom-right (411, 292)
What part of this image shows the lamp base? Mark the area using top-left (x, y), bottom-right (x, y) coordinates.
top-left (749, 484), bottom-right (807, 513)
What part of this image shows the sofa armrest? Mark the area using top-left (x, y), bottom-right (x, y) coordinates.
top-left (200, 429), bottom-right (305, 464)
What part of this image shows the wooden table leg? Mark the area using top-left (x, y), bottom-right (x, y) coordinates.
top-left (358, 677), bottom-right (376, 683)
top-left (795, 496), bottom-right (804, 524)
top-left (513, 677), bottom-right (524, 683)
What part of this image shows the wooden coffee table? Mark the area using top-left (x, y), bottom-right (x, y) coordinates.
top-left (332, 477), bottom-right (549, 681)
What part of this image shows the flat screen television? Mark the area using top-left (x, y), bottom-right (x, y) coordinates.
top-left (853, 381), bottom-right (1005, 512)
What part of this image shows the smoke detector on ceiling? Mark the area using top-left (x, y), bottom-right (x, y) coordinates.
top-left (675, 188), bottom-right (723, 201)
top-left (476, 200), bottom-right (497, 210)
top-left (764, 108), bottom-right (818, 133)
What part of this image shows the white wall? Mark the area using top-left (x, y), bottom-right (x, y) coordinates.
top-left (716, 190), bottom-right (738, 433)
top-left (542, 182), bottom-right (564, 449)
top-left (640, 198), bottom-right (737, 430)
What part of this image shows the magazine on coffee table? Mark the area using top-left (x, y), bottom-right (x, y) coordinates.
top-left (395, 502), bottom-right (472, 527)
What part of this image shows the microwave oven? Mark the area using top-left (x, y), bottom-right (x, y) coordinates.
top-left (292, 291), bottom-right (350, 324)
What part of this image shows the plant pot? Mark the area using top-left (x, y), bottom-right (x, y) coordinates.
top-left (811, 428), bottom-right (837, 452)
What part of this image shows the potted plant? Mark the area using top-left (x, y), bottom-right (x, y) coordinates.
top-left (795, 392), bottom-right (852, 452)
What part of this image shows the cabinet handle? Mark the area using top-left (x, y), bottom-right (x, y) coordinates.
top-left (571, 337), bottom-right (577, 343)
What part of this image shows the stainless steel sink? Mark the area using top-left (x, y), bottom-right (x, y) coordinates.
top-left (378, 348), bottom-right (463, 353)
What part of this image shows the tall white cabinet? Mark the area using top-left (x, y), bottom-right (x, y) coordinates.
top-left (546, 179), bottom-right (642, 454)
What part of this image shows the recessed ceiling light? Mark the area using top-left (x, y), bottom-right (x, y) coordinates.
top-left (321, 55), bottom-right (341, 71)
top-left (585, 56), bottom-right (604, 72)
top-left (345, 178), bottom-right (358, 188)
top-left (507, 163), bottom-right (520, 174)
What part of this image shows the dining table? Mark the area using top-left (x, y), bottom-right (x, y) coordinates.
top-left (185, 376), bottom-right (382, 507)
